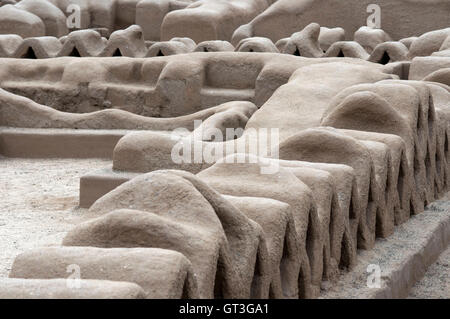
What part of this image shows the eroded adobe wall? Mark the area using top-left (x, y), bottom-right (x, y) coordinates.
top-left (232, 0), bottom-right (450, 44)
top-left (0, 53), bottom-right (390, 119)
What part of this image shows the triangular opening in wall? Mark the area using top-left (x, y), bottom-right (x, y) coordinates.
top-left (213, 259), bottom-right (224, 298)
top-left (445, 134), bottom-right (449, 158)
top-left (249, 48), bottom-right (254, 52)
top-left (180, 277), bottom-right (190, 299)
top-left (298, 262), bottom-right (307, 298)
top-left (397, 161), bottom-right (405, 205)
top-left (69, 47), bottom-right (81, 57)
top-left (293, 47), bottom-right (301, 56)
top-left (339, 234), bottom-right (351, 270)
top-left (156, 49), bottom-right (164, 56)
top-left (337, 49), bottom-right (345, 57)
top-left (378, 51), bottom-right (391, 65)
top-left (22, 47), bottom-right (37, 59)
top-left (249, 251), bottom-right (262, 298)
top-left (113, 48), bottom-right (123, 57)
top-left (278, 234), bottom-right (293, 295)
top-left (410, 199), bottom-right (416, 215)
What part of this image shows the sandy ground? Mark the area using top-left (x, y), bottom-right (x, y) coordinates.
top-left (0, 157), bottom-right (110, 278)
top-left (408, 245), bottom-right (449, 298)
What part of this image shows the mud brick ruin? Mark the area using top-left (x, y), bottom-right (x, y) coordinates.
top-left (0, 0), bottom-right (449, 299)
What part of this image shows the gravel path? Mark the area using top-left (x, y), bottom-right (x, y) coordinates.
top-left (408, 245), bottom-right (450, 299)
top-left (0, 157), bottom-right (110, 278)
